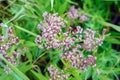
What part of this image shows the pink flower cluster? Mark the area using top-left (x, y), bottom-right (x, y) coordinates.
top-left (47, 65), bottom-right (69, 80)
top-left (0, 26), bottom-right (19, 65)
top-left (61, 47), bottom-right (96, 71)
top-left (36, 12), bottom-right (75, 50)
top-left (68, 6), bottom-right (89, 22)
top-left (36, 11), bottom-right (106, 76)
top-left (82, 28), bottom-right (105, 51)
top-left (36, 11), bottom-right (106, 51)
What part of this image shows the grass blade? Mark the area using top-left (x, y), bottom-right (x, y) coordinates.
top-left (0, 56), bottom-right (30, 80)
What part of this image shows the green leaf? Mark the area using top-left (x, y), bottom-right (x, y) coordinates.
top-left (58, 1), bottom-right (68, 14)
top-left (66, 68), bottom-right (82, 80)
top-left (67, 0), bottom-right (78, 5)
top-left (92, 69), bottom-right (98, 80)
top-left (31, 70), bottom-right (48, 80)
top-left (101, 21), bottom-right (120, 32)
top-left (24, 41), bottom-right (37, 47)
top-left (105, 38), bottom-right (120, 44)
top-left (6, 8), bottom-right (24, 24)
top-left (0, 56), bottom-right (30, 80)
top-left (18, 61), bottom-right (33, 73)
top-left (14, 25), bottom-right (37, 37)
top-left (85, 66), bottom-right (92, 80)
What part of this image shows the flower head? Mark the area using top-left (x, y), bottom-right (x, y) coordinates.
top-left (48, 65), bottom-right (69, 80)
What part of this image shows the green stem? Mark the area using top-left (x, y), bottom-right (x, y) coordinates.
top-left (50, 0), bottom-right (54, 10)
top-left (14, 25), bottom-right (37, 37)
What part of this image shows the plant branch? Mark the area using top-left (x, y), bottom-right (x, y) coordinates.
top-left (14, 25), bottom-right (37, 37)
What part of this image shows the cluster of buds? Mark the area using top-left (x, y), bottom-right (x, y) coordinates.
top-left (68, 6), bottom-right (89, 22)
top-left (0, 25), bottom-right (19, 65)
top-left (67, 25), bottom-right (106, 52)
top-left (35, 12), bottom-right (105, 51)
top-left (47, 65), bottom-right (69, 80)
top-left (82, 28), bottom-right (105, 51)
top-left (61, 49), bottom-right (96, 71)
top-left (35, 12), bottom-right (75, 50)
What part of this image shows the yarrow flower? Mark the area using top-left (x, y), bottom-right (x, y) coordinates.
top-left (47, 65), bottom-right (69, 80)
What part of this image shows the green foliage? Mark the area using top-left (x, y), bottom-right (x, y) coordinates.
top-left (0, 0), bottom-right (120, 80)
